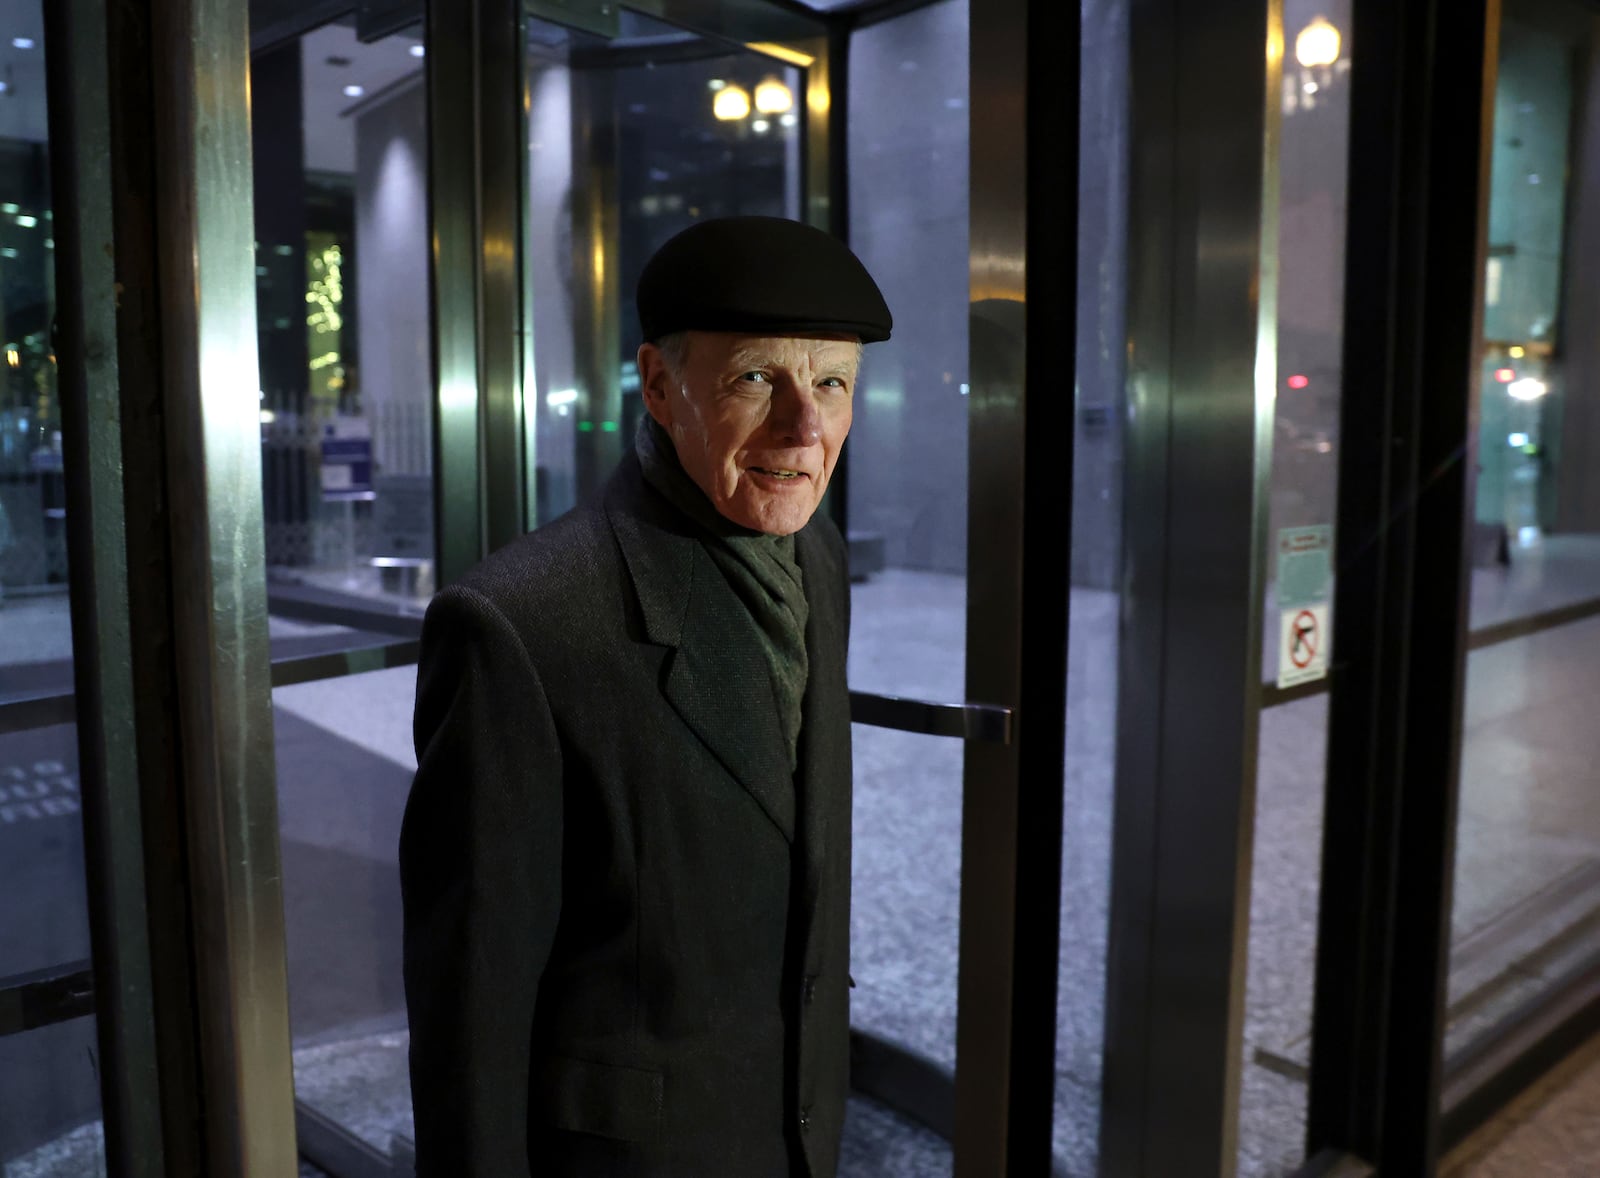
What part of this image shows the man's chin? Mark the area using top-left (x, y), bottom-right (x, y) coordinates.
top-left (720, 494), bottom-right (818, 537)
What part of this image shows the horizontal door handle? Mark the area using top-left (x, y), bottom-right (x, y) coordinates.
top-left (848, 691), bottom-right (1013, 745)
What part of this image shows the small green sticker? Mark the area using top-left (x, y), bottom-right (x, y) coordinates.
top-left (1276, 526), bottom-right (1333, 609)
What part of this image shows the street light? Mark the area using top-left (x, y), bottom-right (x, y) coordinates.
top-left (1295, 16), bottom-right (1342, 68)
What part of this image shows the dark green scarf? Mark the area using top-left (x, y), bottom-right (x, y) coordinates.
top-left (635, 415), bottom-right (809, 770)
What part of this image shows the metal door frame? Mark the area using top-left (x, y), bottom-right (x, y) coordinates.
top-left (1097, 0), bottom-right (1281, 1172)
top-left (40, 0), bottom-right (297, 1170)
top-left (433, 4), bottom-right (1083, 1177)
top-left (26, 0), bottom-right (1595, 1175)
top-left (1299, 0), bottom-right (1600, 1173)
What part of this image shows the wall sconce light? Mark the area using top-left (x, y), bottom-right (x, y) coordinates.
top-left (1295, 16), bottom-right (1342, 68)
top-left (754, 77), bottom-right (794, 115)
top-left (713, 84), bottom-right (752, 121)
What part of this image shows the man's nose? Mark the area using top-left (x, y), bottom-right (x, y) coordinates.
top-left (772, 386), bottom-right (823, 446)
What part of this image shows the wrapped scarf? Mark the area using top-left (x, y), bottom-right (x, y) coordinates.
top-left (635, 414), bottom-right (809, 770)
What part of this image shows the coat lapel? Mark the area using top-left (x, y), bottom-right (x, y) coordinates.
top-left (606, 460), bottom-right (797, 843)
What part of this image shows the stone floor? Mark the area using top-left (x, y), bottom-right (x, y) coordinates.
top-left (3, 534), bottom-right (1600, 1176)
top-left (1442, 1035), bottom-right (1600, 1176)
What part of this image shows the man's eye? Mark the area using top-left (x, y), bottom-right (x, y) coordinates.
top-left (739, 371), bottom-right (769, 384)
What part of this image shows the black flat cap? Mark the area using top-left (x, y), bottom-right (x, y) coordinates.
top-left (637, 216), bottom-right (892, 344)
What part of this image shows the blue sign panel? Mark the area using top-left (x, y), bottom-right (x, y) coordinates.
top-left (320, 435), bottom-right (374, 501)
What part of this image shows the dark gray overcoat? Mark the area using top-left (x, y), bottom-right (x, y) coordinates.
top-left (399, 453), bottom-right (854, 1177)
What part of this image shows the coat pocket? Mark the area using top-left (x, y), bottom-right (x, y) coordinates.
top-left (533, 1053), bottom-right (665, 1144)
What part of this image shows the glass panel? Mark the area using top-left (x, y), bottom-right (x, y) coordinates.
top-left (252, 15), bottom-right (436, 639)
top-left (0, 6), bottom-right (104, 1169)
top-left (0, 0), bottom-right (66, 669)
top-left (525, 9), bottom-right (803, 526)
top-left (842, 1), bottom-right (967, 1167)
top-left (844, 726), bottom-right (958, 1174)
top-left (844, 0), bottom-right (968, 671)
top-left (274, 665), bottom-right (417, 1158)
top-left (1445, 0), bottom-right (1600, 1066)
top-left (0, 1020), bottom-right (105, 1172)
top-left (247, 9), bottom-right (431, 1165)
top-left (1057, 0), bottom-right (1127, 1169)
top-left (1239, 1), bottom-right (1353, 1172)
top-left (0, 724), bottom-right (91, 980)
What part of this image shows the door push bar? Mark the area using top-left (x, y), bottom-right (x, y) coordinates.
top-left (848, 691), bottom-right (1014, 745)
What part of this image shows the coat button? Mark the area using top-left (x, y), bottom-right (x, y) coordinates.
top-left (803, 975), bottom-right (817, 1004)
top-left (799, 1107), bottom-right (811, 1132)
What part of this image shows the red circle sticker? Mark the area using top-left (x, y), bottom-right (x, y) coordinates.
top-left (1289, 610), bottom-right (1319, 668)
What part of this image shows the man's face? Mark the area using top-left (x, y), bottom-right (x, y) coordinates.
top-left (638, 331), bottom-right (859, 536)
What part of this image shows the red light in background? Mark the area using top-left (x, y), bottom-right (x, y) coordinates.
top-left (1495, 368), bottom-right (1516, 383)
top-left (1287, 374), bottom-right (1310, 389)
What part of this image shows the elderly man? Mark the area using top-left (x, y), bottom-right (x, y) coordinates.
top-left (399, 216), bottom-right (892, 1177)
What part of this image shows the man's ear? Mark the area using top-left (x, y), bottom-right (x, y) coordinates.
top-left (637, 343), bottom-right (674, 429)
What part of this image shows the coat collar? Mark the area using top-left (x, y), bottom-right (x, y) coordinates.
top-left (605, 458), bottom-right (799, 843)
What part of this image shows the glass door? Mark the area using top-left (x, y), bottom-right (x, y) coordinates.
top-left (242, 8), bottom-right (440, 1170)
top-left (0, 0), bottom-right (107, 1169)
top-left (1443, 0), bottom-right (1600, 1102)
top-left (507, 5), bottom-right (1083, 1176)
top-left (520, 7), bottom-right (809, 527)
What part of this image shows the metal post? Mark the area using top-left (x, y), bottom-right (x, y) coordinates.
top-left (957, 0), bottom-right (1078, 1174)
top-left (46, 0), bottom-right (299, 1169)
top-left (42, 0), bottom-right (168, 1170)
top-left (569, 66), bottom-right (624, 506)
top-left (1098, 0), bottom-right (1278, 1173)
top-left (1305, 0), bottom-right (1497, 1172)
top-left (480, 0), bottom-right (530, 553)
top-left (429, 0), bottom-right (486, 585)
top-left (146, 0), bottom-right (300, 1166)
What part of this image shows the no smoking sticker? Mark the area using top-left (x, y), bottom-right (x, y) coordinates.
top-left (1278, 604), bottom-right (1330, 687)
top-left (1276, 526), bottom-right (1334, 689)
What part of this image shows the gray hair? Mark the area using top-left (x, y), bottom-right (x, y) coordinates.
top-left (655, 331), bottom-right (693, 383)
top-left (652, 331), bottom-right (864, 385)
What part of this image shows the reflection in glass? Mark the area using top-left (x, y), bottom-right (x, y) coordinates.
top-left (1464, 3), bottom-right (1600, 628)
top-left (525, 10), bottom-right (801, 526)
top-left (0, 4), bottom-right (106, 1169)
top-left (274, 666), bottom-right (418, 1158)
top-left (1241, 0), bottom-right (1352, 1172)
top-left (1056, 0), bottom-right (1133, 1167)
top-left (1446, 0), bottom-right (1600, 1070)
top-left (247, 13), bottom-right (434, 1166)
top-left (845, 1), bottom-right (968, 591)
top-left (0, 1021), bottom-right (105, 1174)
top-left (840, 4), bottom-right (966, 1169)
top-left (252, 19), bottom-right (436, 617)
top-left (0, 0), bottom-right (65, 646)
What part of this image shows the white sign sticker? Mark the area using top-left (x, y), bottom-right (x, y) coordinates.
top-left (1279, 604), bottom-right (1330, 688)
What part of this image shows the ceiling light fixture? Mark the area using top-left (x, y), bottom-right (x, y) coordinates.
top-left (754, 77), bottom-right (793, 115)
top-left (1295, 16), bottom-right (1341, 68)
top-left (713, 84), bottom-right (751, 121)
